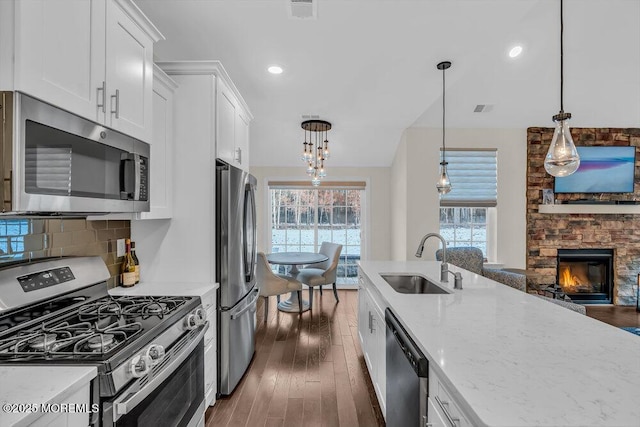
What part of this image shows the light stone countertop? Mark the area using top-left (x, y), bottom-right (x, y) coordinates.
top-left (108, 281), bottom-right (219, 297)
top-left (359, 260), bottom-right (640, 427)
top-left (0, 366), bottom-right (96, 427)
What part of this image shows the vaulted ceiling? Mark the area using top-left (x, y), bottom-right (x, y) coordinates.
top-left (135, 0), bottom-right (640, 167)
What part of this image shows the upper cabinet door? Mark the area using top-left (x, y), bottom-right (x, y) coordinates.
top-left (235, 109), bottom-right (250, 171)
top-left (105, 0), bottom-right (154, 142)
top-left (14, 0), bottom-right (106, 121)
top-left (138, 66), bottom-right (177, 220)
top-left (216, 78), bottom-right (237, 166)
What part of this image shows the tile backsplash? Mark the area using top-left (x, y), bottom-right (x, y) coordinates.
top-left (0, 218), bottom-right (130, 288)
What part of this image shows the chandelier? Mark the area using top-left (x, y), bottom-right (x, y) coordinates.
top-left (301, 119), bottom-right (332, 186)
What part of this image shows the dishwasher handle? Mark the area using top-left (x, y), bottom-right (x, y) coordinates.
top-left (385, 308), bottom-right (429, 377)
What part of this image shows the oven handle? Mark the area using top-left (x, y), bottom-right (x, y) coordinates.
top-left (113, 324), bottom-right (207, 421)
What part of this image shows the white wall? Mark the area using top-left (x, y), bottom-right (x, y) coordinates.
top-left (391, 128), bottom-right (527, 268)
top-left (390, 131), bottom-right (408, 261)
top-left (250, 166), bottom-right (391, 261)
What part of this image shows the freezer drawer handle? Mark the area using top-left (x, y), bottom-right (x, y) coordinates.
top-left (230, 289), bottom-right (259, 320)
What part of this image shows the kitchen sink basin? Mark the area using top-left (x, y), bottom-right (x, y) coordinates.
top-left (381, 274), bottom-right (450, 294)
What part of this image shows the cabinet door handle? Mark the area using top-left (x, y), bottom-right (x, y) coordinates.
top-left (435, 396), bottom-right (460, 427)
top-left (234, 147), bottom-right (242, 163)
top-left (97, 81), bottom-right (106, 113)
top-left (111, 89), bottom-right (120, 118)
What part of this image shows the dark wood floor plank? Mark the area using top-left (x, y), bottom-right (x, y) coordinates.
top-left (587, 305), bottom-right (640, 327)
top-left (283, 398), bottom-right (304, 427)
top-left (319, 361), bottom-right (339, 427)
top-left (264, 418), bottom-right (284, 427)
top-left (341, 323), bottom-right (379, 427)
top-left (288, 312), bottom-right (310, 397)
top-left (245, 341), bottom-right (287, 427)
top-left (330, 344), bottom-right (359, 427)
top-left (267, 315), bottom-right (300, 418)
top-left (302, 397), bottom-right (322, 427)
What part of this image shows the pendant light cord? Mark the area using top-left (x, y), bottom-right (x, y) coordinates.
top-left (560, 0), bottom-right (564, 112)
top-left (442, 64), bottom-right (446, 163)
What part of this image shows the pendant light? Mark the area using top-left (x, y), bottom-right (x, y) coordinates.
top-left (544, 0), bottom-right (580, 177)
top-left (436, 61), bottom-right (452, 195)
top-left (301, 119), bottom-right (331, 186)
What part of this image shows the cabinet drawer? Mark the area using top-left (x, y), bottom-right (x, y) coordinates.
top-left (205, 384), bottom-right (216, 408)
top-left (430, 375), bottom-right (471, 427)
top-left (204, 320), bottom-right (215, 347)
top-left (427, 397), bottom-right (448, 427)
top-left (204, 341), bottom-right (216, 393)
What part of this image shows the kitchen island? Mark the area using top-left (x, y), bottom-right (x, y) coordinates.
top-left (359, 260), bottom-right (640, 427)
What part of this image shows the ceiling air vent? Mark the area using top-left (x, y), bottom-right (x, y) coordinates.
top-left (474, 104), bottom-right (494, 113)
top-left (301, 114), bottom-right (320, 120)
top-left (288, 0), bottom-right (316, 20)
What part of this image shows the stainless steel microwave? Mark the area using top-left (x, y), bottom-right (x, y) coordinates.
top-left (0, 92), bottom-right (149, 215)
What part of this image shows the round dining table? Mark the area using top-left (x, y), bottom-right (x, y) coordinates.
top-left (266, 252), bottom-right (329, 313)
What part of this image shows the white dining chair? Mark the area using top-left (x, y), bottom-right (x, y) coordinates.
top-left (296, 242), bottom-right (343, 308)
top-left (256, 252), bottom-right (304, 320)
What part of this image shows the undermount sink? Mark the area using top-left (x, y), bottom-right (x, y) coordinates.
top-left (381, 274), bottom-right (450, 294)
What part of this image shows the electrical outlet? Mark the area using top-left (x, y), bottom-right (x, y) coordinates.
top-left (116, 239), bottom-right (126, 258)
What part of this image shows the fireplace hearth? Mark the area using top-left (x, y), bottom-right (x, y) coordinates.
top-left (556, 249), bottom-right (613, 304)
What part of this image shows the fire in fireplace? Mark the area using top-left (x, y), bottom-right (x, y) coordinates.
top-left (556, 249), bottom-right (613, 304)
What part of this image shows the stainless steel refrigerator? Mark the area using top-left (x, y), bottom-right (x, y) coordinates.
top-left (216, 159), bottom-right (258, 396)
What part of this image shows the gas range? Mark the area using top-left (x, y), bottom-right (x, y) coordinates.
top-left (0, 256), bottom-right (207, 426)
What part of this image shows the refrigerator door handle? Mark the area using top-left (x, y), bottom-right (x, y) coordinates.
top-left (230, 289), bottom-right (259, 320)
top-left (243, 182), bottom-right (257, 284)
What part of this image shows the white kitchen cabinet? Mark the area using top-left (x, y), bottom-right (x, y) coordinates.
top-left (357, 269), bottom-right (386, 418)
top-left (131, 61), bottom-right (251, 285)
top-left (137, 65), bottom-right (177, 220)
top-left (0, 0), bottom-right (163, 142)
top-left (215, 73), bottom-right (252, 171)
top-left (428, 366), bottom-right (472, 427)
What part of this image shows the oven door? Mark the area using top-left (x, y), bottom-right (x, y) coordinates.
top-left (102, 326), bottom-right (206, 427)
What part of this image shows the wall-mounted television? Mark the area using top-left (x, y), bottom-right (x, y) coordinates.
top-left (554, 146), bottom-right (636, 194)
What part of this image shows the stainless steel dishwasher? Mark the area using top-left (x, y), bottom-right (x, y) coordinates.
top-left (385, 308), bottom-right (429, 427)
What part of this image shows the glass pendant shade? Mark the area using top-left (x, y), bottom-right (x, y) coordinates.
top-left (311, 176), bottom-right (321, 187)
top-left (306, 163), bottom-right (314, 175)
top-left (436, 162), bottom-right (452, 195)
top-left (544, 115), bottom-right (580, 177)
top-left (323, 140), bottom-right (330, 159)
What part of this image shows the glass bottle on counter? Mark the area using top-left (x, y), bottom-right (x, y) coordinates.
top-left (131, 241), bottom-right (140, 284)
top-left (120, 238), bottom-right (136, 287)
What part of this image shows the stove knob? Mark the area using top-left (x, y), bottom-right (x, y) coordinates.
top-left (185, 308), bottom-right (206, 330)
top-left (146, 344), bottom-right (165, 366)
top-left (194, 308), bottom-right (206, 325)
top-left (129, 354), bottom-right (151, 378)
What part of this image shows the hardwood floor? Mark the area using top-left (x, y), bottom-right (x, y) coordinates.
top-left (586, 305), bottom-right (640, 328)
top-left (205, 289), bottom-right (385, 427)
top-left (205, 291), bottom-right (639, 427)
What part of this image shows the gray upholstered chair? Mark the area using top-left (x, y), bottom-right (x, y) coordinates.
top-left (296, 242), bottom-right (343, 307)
top-left (435, 246), bottom-right (526, 291)
top-left (436, 246), bottom-right (586, 315)
top-left (256, 252), bottom-right (304, 320)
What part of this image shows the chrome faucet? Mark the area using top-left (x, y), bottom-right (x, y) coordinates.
top-left (415, 233), bottom-right (463, 289)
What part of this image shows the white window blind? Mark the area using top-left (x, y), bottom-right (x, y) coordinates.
top-left (439, 149), bottom-right (497, 207)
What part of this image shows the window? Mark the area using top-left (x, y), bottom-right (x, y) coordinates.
top-left (269, 182), bottom-right (365, 285)
top-left (439, 149), bottom-right (497, 260)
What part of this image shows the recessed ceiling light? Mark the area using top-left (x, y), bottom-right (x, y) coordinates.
top-left (508, 45), bottom-right (523, 58)
top-left (267, 65), bottom-right (283, 74)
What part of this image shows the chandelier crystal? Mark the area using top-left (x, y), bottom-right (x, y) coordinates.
top-left (301, 120), bottom-right (332, 186)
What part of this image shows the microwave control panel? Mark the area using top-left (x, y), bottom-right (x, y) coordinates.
top-left (139, 156), bottom-right (148, 201)
top-left (17, 267), bottom-right (75, 293)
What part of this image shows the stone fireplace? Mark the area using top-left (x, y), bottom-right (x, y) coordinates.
top-left (526, 127), bottom-right (640, 306)
top-left (556, 249), bottom-right (613, 304)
